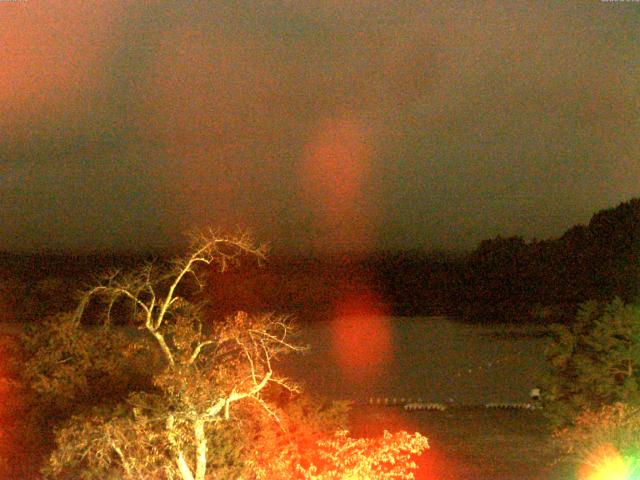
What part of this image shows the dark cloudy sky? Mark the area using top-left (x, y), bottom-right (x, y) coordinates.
top-left (1, 1), bottom-right (638, 253)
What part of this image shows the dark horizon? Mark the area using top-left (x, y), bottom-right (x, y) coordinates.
top-left (2, 195), bottom-right (637, 258)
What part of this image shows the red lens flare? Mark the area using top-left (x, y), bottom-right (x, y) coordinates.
top-left (329, 288), bottom-right (392, 384)
top-left (299, 114), bottom-right (376, 251)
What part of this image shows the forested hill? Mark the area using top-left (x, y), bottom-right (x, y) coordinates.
top-left (458, 197), bottom-right (640, 322)
top-left (0, 198), bottom-right (639, 324)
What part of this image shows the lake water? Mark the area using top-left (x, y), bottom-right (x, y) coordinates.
top-left (0, 316), bottom-right (551, 405)
top-left (280, 316), bottom-right (550, 405)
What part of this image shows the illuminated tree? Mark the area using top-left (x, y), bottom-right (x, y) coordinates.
top-left (23, 230), bottom-right (430, 479)
top-left (25, 231), bottom-right (305, 480)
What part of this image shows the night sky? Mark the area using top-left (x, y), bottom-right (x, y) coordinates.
top-left (1, 1), bottom-right (638, 253)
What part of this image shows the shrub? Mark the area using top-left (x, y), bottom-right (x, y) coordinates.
top-left (543, 298), bottom-right (640, 427)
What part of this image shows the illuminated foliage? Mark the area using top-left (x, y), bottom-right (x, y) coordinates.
top-left (543, 298), bottom-right (640, 426)
top-left (22, 312), bottom-right (139, 415)
top-left (22, 230), bottom-right (430, 479)
top-left (254, 427), bottom-right (429, 480)
top-left (295, 430), bottom-right (429, 480)
top-left (24, 232), bottom-right (305, 480)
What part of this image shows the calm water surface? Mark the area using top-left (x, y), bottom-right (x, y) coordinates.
top-left (281, 316), bottom-right (550, 405)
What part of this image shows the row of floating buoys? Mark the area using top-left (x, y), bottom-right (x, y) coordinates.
top-left (404, 402), bottom-right (448, 411)
top-left (363, 397), bottom-right (542, 410)
top-left (484, 402), bottom-right (541, 410)
top-left (367, 397), bottom-right (427, 406)
top-left (366, 397), bottom-right (448, 410)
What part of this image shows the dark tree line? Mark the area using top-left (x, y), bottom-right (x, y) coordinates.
top-left (1, 198), bottom-right (639, 325)
top-left (457, 198), bottom-right (640, 322)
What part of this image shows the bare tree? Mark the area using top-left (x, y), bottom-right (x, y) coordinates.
top-left (31, 231), bottom-right (305, 480)
top-left (25, 230), bottom-right (429, 480)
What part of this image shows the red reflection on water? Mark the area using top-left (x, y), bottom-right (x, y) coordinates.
top-left (414, 443), bottom-right (483, 480)
top-left (329, 288), bottom-right (392, 383)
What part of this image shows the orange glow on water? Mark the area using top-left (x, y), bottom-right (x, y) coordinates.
top-left (577, 443), bottom-right (638, 480)
top-left (329, 288), bottom-right (392, 383)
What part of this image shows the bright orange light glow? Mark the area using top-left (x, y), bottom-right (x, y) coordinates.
top-left (578, 443), bottom-right (638, 480)
top-left (329, 288), bottom-right (392, 383)
top-left (301, 115), bottom-right (370, 209)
